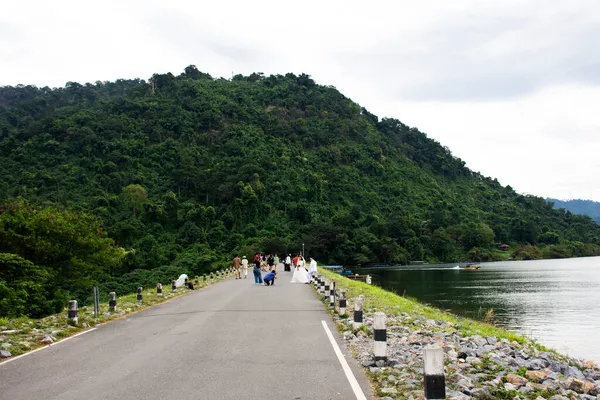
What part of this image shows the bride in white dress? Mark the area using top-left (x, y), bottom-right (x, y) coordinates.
top-left (290, 256), bottom-right (309, 283)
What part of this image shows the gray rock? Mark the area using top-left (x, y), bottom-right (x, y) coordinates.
top-left (581, 395), bottom-right (597, 400)
top-left (1, 343), bottom-right (11, 349)
top-left (549, 361), bottom-right (568, 373)
top-left (472, 388), bottom-right (492, 399)
top-left (0, 350), bottom-right (11, 358)
top-left (584, 369), bottom-right (600, 380)
top-left (375, 359), bottom-right (386, 368)
top-left (466, 356), bottom-right (482, 365)
top-left (361, 360), bottom-right (375, 367)
top-left (548, 396), bottom-right (569, 400)
top-left (381, 387), bottom-right (397, 394)
top-left (457, 378), bottom-right (474, 389)
top-left (565, 366), bottom-right (585, 380)
top-left (0, 330), bottom-right (18, 334)
top-left (519, 385), bottom-right (534, 395)
top-left (486, 336), bottom-right (498, 346)
top-left (447, 390), bottom-right (471, 400)
top-left (504, 383), bottom-right (516, 391)
top-left (525, 358), bottom-right (546, 370)
top-left (590, 385), bottom-right (600, 396)
top-left (369, 367), bottom-right (381, 374)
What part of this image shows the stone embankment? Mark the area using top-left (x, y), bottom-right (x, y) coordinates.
top-left (335, 309), bottom-right (600, 400)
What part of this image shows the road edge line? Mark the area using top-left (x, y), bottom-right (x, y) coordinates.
top-left (321, 320), bottom-right (368, 400)
top-left (0, 328), bottom-right (98, 366)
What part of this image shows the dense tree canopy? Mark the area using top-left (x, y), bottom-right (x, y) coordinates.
top-left (2, 66), bottom-right (600, 317)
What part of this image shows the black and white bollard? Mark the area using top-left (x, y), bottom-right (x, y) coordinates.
top-left (366, 274), bottom-right (372, 285)
top-left (373, 312), bottom-right (387, 360)
top-left (172, 280), bottom-right (177, 292)
top-left (157, 283), bottom-right (163, 296)
top-left (203, 274), bottom-right (207, 284)
top-left (324, 282), bottom-right (330, 300)
top-left (109, 292), bottom-right (117, 311)
top-left (68, 300), bottom-right (79, 325)
top-left (339, 291), bottom-right (347, 315)
top-left (424, 346), bottom-right (446, 400)
top-left (210, 273), bottom-right (214, 283)
top-left (329, 281), bottom-right (336, 308)
top-left (137, 287), bottom-right (143, 303)
top-left (195, 276), bottom-right (199, 284)
top-left (353, 296), bottom-right (363, 329)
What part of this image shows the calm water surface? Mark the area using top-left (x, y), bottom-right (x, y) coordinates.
top-left (356, 257), bottom-right (600, 363)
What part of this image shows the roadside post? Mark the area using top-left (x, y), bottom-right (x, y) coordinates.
top-left (67, 300), bottom-right (79, 325)
top-left (109, 291), bottom-right (117, 311)
top-left (424, 347), bottom-right (446, 400)
top-left (373, 312), bottom-right (387, 360)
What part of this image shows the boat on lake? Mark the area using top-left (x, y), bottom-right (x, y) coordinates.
top-left (464, 264), bottom-right (481, 270)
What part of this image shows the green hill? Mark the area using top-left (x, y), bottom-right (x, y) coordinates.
top-left (2, 66), bottom-right (600, 316)
top-left (548, 198), bottom-right (600, 224)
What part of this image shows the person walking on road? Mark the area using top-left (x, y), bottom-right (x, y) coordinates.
top-left (241, 255), bottom-right (249, 278)
top-left (233, 255), bottom-right (241, 279)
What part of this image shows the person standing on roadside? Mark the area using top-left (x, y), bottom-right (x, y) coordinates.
top-left (285, 254), bottom-right (292, 272)
top-left (273, 254), bottom-right (280, 271)
top-left (292, 254), bottom-right (299, 269)
top-left (241, 255), bottom-right (249, 279)
top-left (233, 254), bottom-right (241, 279)
top-left (307, 257), bottom-right (317, 283)
top-left (253, 252), bottom-right (263, 284)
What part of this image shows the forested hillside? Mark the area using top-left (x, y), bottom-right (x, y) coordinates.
top-left (2, 66), bottom-right (600, 316)
top-left (548, 198), bottom-right (600, 224)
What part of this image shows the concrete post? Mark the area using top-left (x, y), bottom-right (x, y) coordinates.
top-left (137, 287), bottom-right (143, 303)
top-left (67, 300), bottom-right (78, 325)
top-left (109, 292), bottom-right (117, 311)
top-left (195, 276), bottom-right (199, 284)
top-left (157, 283), bottom-right (163, 296)
top-left (203, 274), bottom-right (207, 283)
top-left (210, 273), bottom-right (214, 283)
top-left (366, 274), bottom-right (372, 285)
top-left (339, 290), bottom-right (347, 315)
top-left (324, 282), bottom-right (330, 300)
top-left (373, 312), bottom-right (387, 360)
top-left (172, 280), bottom-right (177, 292)
top-left (329, 281), bottom-right (336, 308)
top-left (353, 296), bottom-right (363, 330)
top-left (424, 347), bottom-right (446, 400)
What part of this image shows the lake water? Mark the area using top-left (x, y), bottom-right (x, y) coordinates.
top-left (354, 257), bottom-right (600, 363)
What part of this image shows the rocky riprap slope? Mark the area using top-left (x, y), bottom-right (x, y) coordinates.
top-left (336, 312), bottom-right (600, 400)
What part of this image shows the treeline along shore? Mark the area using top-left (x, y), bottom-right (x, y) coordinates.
top-left (317, 269), bottom-right (600, 400)
top-left (3, 68), bottom-right (600, 322)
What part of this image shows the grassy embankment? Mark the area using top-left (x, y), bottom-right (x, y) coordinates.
top-left (318, 269), bottom-right (543, 347)
top-left (0, 273), bottom-right (232, 359)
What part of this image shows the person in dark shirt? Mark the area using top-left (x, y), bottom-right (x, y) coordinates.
top-left (263, 270), bottom-right (277, 286)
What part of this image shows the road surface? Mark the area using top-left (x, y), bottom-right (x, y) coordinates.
top-left (0, 270), bottom-right (373, 400)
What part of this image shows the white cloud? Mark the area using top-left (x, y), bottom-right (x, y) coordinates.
top-left (1, 0), bottom-right (599, 200)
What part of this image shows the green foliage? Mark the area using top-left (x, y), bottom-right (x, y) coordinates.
top-left (2, 68), bottom-right (600, 318)
top-left (0, 201), bottom-right (125, 316)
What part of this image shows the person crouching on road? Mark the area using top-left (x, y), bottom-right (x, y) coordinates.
top-left (263, 269), bottom-right (277, 286)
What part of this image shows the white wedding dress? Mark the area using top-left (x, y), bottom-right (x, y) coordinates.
top-left (290, 265), bottom-right (309, 283)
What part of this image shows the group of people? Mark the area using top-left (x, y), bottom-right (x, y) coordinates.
top-left (231, 252), bottom-right (317, 286)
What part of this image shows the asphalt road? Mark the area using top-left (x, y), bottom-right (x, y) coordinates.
top-left (0, 270), bottom-right (373, 400)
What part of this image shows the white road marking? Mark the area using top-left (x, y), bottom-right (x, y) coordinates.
top-left (0, 328), bottom-right (98, 366)
top-left (321, 320), bottom-right (368, 400)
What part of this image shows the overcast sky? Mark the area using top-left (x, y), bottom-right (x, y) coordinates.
top-left (2, 0), bottom-right (599, 201)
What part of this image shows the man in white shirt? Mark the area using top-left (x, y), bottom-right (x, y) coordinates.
top-left (241, 256), bottom-right (249, 278)
top-left (307, 257), bottom-right (317, 283)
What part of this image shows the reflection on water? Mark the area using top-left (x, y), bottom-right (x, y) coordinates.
top-left (357, 257), bottom-right (600, 363)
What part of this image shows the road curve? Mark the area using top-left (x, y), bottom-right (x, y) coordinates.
top-left (0, 270), bottom-right (373, 400)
